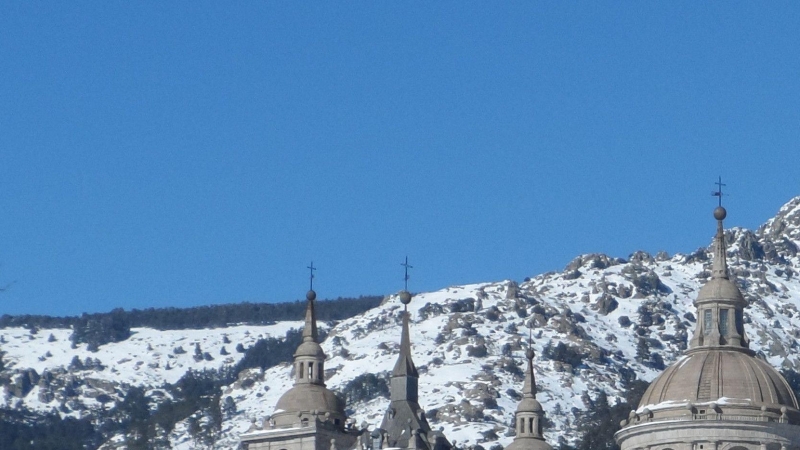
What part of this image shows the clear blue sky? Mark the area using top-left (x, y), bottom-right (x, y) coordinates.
top-left (1, 3), bottom-right (799, 316)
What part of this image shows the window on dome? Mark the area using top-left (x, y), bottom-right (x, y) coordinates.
top-left (703, 310), bottom-right (713, 334)
top-left (308, 362), bottom-right (314, 379)
top-left (719, 309), bottom-right (729, 335)
top-left (736, 309), bottom-right (744, 334)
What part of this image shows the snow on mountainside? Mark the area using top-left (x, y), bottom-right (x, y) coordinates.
top-left (3, 197), bottom-right (800, 449)
top-left (0, 323), bottom-right (303, 412)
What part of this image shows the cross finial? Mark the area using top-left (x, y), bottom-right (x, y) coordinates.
top-left (401, 256), bottom-right (413, 291)
top-left (307, 261), bottom-right (316, 291)
top-left (712, 176), bottom-right (726, 207)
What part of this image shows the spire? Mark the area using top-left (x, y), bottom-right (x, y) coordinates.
top-left (381, 258), bottom-right (451, 450)
top-left (393, 257), bottom-right (418, 377)
top-left (712, 206), bottom-right (728, 279)
top-left (393, 296), bottom-right (418, 378)
top-left (303, 289), bottom-right (319, 342)
top-left (303, 261), bottom-right (318, 342)
top-left (523, 347), bottom-right (537, 398)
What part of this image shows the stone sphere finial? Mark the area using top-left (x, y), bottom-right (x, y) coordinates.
top-left (526, 348), bottom-right (535, 360)
top-left (399, 290), bottom-right (412, 305)
top-left (714, 206), bottom-right (727, 221)
top-left (307, 290), bottom-right (317, 301)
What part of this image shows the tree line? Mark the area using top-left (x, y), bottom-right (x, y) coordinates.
top-left (0, 294), bottom-right (382, 339)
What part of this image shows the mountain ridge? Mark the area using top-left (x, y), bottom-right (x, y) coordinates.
top-left (2, 196), bottom-right (800, 449)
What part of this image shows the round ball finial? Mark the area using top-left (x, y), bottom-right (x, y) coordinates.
top-left (306, 290), bottom-right (317, 301)
top-left (714, 206), bottom-right (727, 221)
top-left (526, 348), bottom-right (535, 360)
top-left (399, 290), bottom-right (412, 305)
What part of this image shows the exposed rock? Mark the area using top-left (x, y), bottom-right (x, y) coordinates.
top-left (655, 251), bottom-right (670, 261)
top-left (85, 378), bottom-right (117, 394)
top-left (593, 293), bottom-right (618, 315)
top-left (564, 270), bottom-right (582, 280)
top-left (735, 230), bottom-right (765, 261)
top-left (505, 281), bottom-right (519, 299)
top-left (629, 251), bottom-right (654, 265)
top-left (565, 253), bottom-right (624, 271)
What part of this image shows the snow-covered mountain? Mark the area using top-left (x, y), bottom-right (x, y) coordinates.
top-left (3, 197), bottom-right (800, 449)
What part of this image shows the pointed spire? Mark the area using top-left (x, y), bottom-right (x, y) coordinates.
top-left (393, 299), bottom-right (418, 378)
top-left (712, 206), bottom-right (729, 279)
top-left (303, 289), bottom-right (318, 342)
top-left (523, 347), bottom-right (537, 398)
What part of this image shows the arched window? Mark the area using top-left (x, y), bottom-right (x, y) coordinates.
top-left (720, 308), bottom-right (729, 335)
top-left (308, 362), bottom-right (314, 379)
top-left (519, 418), bottom-right (524, 433)
top-left (299, 362), bottom-right (304, 378)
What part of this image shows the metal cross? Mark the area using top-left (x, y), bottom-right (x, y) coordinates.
top-left (307, 261), bottom-right (316, 291)
top-left (712, 176), bottom-right (726, 207)
top-left (401, 256), bottom-right (413, 291)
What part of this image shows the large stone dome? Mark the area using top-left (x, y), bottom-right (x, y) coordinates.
top-left (275, 383), bottom-right (344, 413)
top-left (272, 384), bottom-right (346, 426)
top-left (639, 348), bottom-right (798, 409)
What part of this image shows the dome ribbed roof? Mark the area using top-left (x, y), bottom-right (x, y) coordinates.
top-left (274, 384), bottom-right (345, 417)
top-left (295, 341), bottom-right (325, 358)
top-left (638, 349), bottom-right (798, 409)
top-left (696, 277), bottom-right (744, 303)
top-left (505, 437), bottom-right (553, 450)
top-left (517, 397), bottom-right (543, 413)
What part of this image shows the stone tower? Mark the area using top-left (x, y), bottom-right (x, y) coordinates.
top-left (615, 206), bottom-right (800, 450)
top-left (376, 290), bottom-right (451, 450)
top-left (241, 289), bottom-right (359, 450)
top-left (505, 345), bottom-right (553, 450)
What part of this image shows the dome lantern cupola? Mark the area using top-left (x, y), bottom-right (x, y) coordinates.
top-left (616, 198), bottom-right (800, 450)
top-left (272, 282), bottom-right (347, 429)
top-left (505, 337), bottom-right (552, 450)
top-left (688, 206), bottom-right (750, 351)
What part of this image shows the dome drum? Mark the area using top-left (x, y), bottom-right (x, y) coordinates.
top-left (615, 416), bottom-right (800, 450)
top-left (621, 402), bottom-right (800, 429)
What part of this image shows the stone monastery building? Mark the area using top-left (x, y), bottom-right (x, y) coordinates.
top-left (241, 205), bottom-right (800, 450)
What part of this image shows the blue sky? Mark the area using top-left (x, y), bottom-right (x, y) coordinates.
top-left (1, 3), bottom-right (799, 316)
